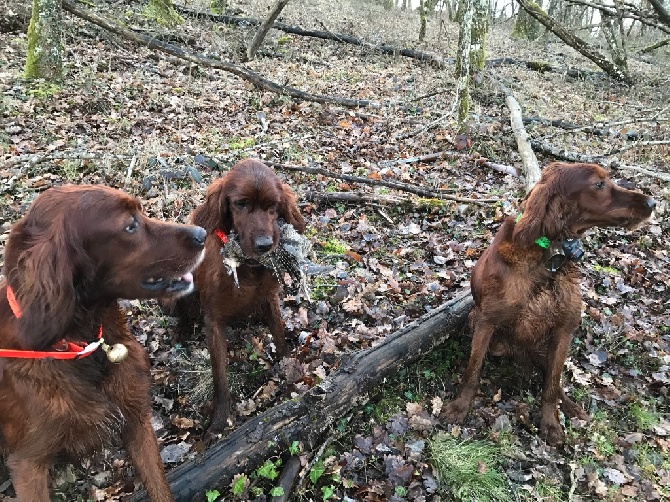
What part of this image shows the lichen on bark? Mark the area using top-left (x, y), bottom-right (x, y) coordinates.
top-left (209, 0), bottom-right (227, 15)
top-left (25, 0), bottom-right (63, 80)
top-left (144, 0), bottom-right (184, 28)
top-left (455, 0), bottom-right (473, 129)
top-left (470, 0), bottom-right (488, 72)
top-left (512, 4), bottom-right (542, 41)
top-left (419, 0), bottom-right (427, 42)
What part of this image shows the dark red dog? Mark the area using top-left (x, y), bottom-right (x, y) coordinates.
top-left (181, 159), bottom-right (305, 438)
top-left (0, 185), bottom-right (206, 501)
top-left (441, 163), bottom-right (655, 445)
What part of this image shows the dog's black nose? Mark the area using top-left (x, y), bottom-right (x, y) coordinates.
top-left (191, 226), bottom-right (207, 248)
top-left (255, 236), bottom-right (273, 254)
top-left (646, 197), bottom-right (656, 209)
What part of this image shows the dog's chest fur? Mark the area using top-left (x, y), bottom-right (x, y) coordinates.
top-left (474, 241), bottom-right (583, 359)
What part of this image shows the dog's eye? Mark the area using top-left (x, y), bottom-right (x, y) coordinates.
top-left (124, 217), bottom-right (139, 233)
top-left (594, 181), bottom-right (606, 190)
top-left (234, 200), bottom-right (248, 210)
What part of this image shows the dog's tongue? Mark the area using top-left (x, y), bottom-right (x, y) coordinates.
top-left (182, 272), bottom-right (193, 283)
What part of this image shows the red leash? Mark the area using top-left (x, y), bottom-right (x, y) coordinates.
top-left (1, 285), bottom-right (103, 360)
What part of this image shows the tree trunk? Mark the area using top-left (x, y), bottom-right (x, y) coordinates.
top-left (515, 0), bottom-right (632, 84)
top-left (601, 0), bottom-right (628, 77)
top-left (638, 37), bottom-right (670, 54)
top-left (455, 0), bottom-right (474, 129)
top-left (127, 291), bottom-right (474, 501)
top-left (512, 0), bottom-right (542, 40)
top-left (419, 0), bottom-right (427, 41)
top-left (246, 0), bottom-right (290, 61)
top-left (145, 0), bottom-right (183, 27)
top-left (25, 0), bottom-right (63, 80)
top-left (470, 0), bottom-right (489, 72)
top-left (648, 0), bottom-right (670, 27)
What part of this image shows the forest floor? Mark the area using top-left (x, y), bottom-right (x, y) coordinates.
top-left (1, 0), bottom-right (669, 501)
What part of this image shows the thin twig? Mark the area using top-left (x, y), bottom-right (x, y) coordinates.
top-left (2, 151), bottom-right (130, 169)
top-left (304, 191), bottom-right (407, 205)
top-left (543, 112), bottom-right (670, 140)
top-left (530, 140), bottom-right (670, 182)
top-left (124, 155), bottom-right (137, 188)
top-left (604, 139), bottom-right (670, 157)
top-left (263, 161), bottom-right (499, 206)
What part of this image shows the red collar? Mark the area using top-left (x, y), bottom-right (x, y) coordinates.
top-left (1, 285), bottom-right (103, 360)
top-left (214, 228), bottom-right (228, 244)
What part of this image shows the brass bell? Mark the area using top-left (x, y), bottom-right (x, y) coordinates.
top-left (102, 342), bottom-right (129, 363)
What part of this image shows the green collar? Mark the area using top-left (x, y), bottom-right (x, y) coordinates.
top-left (515, 213), bottom-right (550, 248)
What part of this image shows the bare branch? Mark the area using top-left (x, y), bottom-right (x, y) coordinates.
top-left (564, 0), bottom-right (670, 34)
top-left (516, 0), bottom-right (634, 83)
top-left (61, 0), bottom-right (380, 109)
top-left (263, 161), bottom-right (500, 205)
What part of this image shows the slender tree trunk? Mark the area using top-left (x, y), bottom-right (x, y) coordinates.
top-left (513, 0), bottom-right (542, 40)
top-left (455, 0), bottom-right (467, 22)
top-left (470, 0), bottom-right (489, 72)
top-left (455, 0), bottom-right (474, 129)
top-left (25, 0), bottom-right (63, 80)
top-left (419, 0), bottom-right (427, 41)
top-left (601, 0), bottom-right (628, 77)
top-left (245, 0), bottom-right (290, 61)
top-left (638, 37), bottom-right (670, 54)
top-left (648, 0), bottom-right (670, 27)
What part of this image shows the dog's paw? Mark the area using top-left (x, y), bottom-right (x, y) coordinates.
top-left (203, 422), bottom-right (231, 447)
top-left (560, 397), bottom-right (589, 421)
top-left (439, 398), bottom-right (471, 424)
top-left (541, 425), bottom-right (565, 446)
top-left (540, 418), bottom-right (565, 446)
top-left (203, 414), bottom-right (233, 446)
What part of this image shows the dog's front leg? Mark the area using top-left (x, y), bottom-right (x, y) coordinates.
top-left (7, 453), bottom-right (50, 502)
top-left (441, 319), bottom-right (495, 424)
top-left (205, 316), bottom-right (232, 440)
top-left (123, 412), bottom-right (174, 502)
top-left (539, 329), bottom-right (575, 446)
top-left (262, 296), bottom-right (288, 358)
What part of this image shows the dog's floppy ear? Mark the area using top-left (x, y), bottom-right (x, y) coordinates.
top-left (4, 213), bottom-right (83, 350)
top-left (191, 178), bottom-right (231, 233)
top-left (513, 177), bottom-right (571, 247)
top-left (279, 183), bottom-right (305, 233)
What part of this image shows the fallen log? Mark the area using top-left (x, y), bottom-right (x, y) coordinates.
top-left (128, 290), bottom-right (474, 501)
top-left (174, 4), bottom-right (450, 68)
top-left (61, 0), bottom-right (379, 109)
